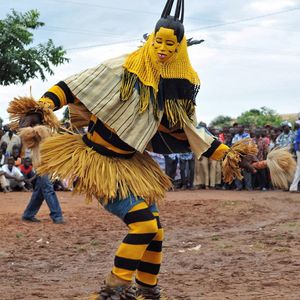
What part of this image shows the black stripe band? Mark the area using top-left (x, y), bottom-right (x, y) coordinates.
top-left (87, 119), bottom-right (95, 132)
top-left (82, 134), bottom-right (135, 159)
top-left (202, 139), bottom-right (221, 158)
top-left (114, 256), bottom-right (139, 271)
top-left (56, 81), bottom-right (75, 104)
top-left (123, 233), bottom-right (156, 245)
top-left (151, 131), bottom-right (190, 154)
top-left (92, 119), bottom-right (135, 152)
top-left (135, 278), bottom-right (157, 288)
top-left (43, 91), bottom-right (61, 110)
top-left (146, 241), bottom-right (162, 252)
top-left (155, 216), bottom-right (162, 229)
top-left (137, 261), bottom-right (161, 275)
top-left (124, 209), bottom-right (155, 225)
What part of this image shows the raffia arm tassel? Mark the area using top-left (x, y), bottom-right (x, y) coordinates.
top-left (266, 147), bottom-right (296, 190)
top-left (222, 138), bottom-right (258, 184)
top-left (7, 96), bottom-right (60, 130)
top-left (19, 125), bottom-right (52, 168)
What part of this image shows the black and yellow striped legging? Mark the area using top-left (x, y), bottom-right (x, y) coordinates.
top-left (112, 202), bottom-right (163, 287)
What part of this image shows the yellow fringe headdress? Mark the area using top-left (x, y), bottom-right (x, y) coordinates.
top-left (120, 32), bottom-right (200, 127)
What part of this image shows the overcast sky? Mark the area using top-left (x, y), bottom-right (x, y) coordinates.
top-left (0, 0), bottom-right (299, 124)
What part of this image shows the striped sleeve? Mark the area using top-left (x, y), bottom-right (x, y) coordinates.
top-left (203, 143), bottom-right (229, 160)
top-left (194, 126), bottom-right (229, 159)
top-left (39, 81), bottom-right (79, 111)
top-left (183, 122), bottom-right (230, 160)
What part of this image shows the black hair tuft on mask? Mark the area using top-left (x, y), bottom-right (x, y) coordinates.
top-left (156, 0), bottom-right (185, 42)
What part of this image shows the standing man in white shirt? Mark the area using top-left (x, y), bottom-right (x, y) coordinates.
top-left (0, 127), bottom-right (21, 156)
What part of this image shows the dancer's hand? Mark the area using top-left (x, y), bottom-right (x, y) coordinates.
top-left (240, 154), bottom-right (258, 174)
top-left (19, 113), bottom-right (42, 128)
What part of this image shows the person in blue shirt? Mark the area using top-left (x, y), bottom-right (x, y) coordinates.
top-left (232, 125), bottom-right (250, 144)
top-left (289, 120), bottom-right (300, 192)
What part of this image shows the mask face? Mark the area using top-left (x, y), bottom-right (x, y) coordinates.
top-left (151, 27), bottom-right (179, 63)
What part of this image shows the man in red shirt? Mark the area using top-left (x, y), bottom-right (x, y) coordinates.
top-left (19, 157), bottom-right (36, 190)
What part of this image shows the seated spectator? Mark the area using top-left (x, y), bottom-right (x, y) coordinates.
top-left (12, 145), bottom-right (22, 168)
top-left (2, 157), bottom-right (28, 191)
top-left (0, 141), bottom-right (9, 159)
top-left (19, 157), bottom-right (36, 190)
top-left (0, 148), bottom-right (6, 167)
top-left (0, 167), bottom-right (10, 193)
top-left (0, 127), bottom-right (4, 142)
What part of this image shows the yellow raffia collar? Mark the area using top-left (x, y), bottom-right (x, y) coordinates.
top-left (123, 32), bottom-right (200, 93)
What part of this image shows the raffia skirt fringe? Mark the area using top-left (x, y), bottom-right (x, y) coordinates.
top-left (37, 133), bottom-right (172, 204)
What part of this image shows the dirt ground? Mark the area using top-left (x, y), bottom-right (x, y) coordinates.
top-left (0, 190), bottom-right (299, 300)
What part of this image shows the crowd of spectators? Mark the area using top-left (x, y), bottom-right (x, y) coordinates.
top-left (1, 115), bottom-right (300, 194)
top-left (0, 125), bottom-right (69, 193)
top-left (159, 117), bottom-right (300, 192)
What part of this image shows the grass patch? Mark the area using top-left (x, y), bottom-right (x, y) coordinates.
top-left (90, 239), bottom-right (100, 246)
top-left (218, 243), bottom-right (233, 250)
top-left (77, 246), bottom-right (87, 252)
top-left (251, 242), bottom-right (266, 250)
top-left (273, 247), bottom-right (290, 253)
top-left (278, 221), bottom-right (299, 232)
top-left (212, 235), bottom-right (221, 241)
top-left (274, 235), bottom-right (285, 241)
top-left (220, 201), bottom-right (238, 207)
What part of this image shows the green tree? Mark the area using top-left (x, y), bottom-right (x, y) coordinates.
top-left (209, 115), bottom-right (233, 128)
top-left (236, 107), bottom-right (282, 127)
top-left (0, 9), bottom-right (69, 86)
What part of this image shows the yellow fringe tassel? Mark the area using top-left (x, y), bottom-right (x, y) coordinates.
top-left (120, 70), bottom-right (138, 101)
top-left (120, 70), bottom-right (157, 118)
top-left (138, 82), bottom-right (151, 114)
top-left (120, 70), bottom-right (197, 125)
top-left (164, 99), bottom-right (195, 128)
top-left (222, 138), bottom-right (258, 184)
top-left (7, 96), bottom-right (60, 130)
top-left (37, 133), bottom-right (172, 204)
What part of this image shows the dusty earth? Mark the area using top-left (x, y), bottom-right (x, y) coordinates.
top-left (0, 190), bottom-right (299, 300)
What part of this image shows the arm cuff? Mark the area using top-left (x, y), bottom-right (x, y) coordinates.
top-left (210, 143), bottom-right (230, 160)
